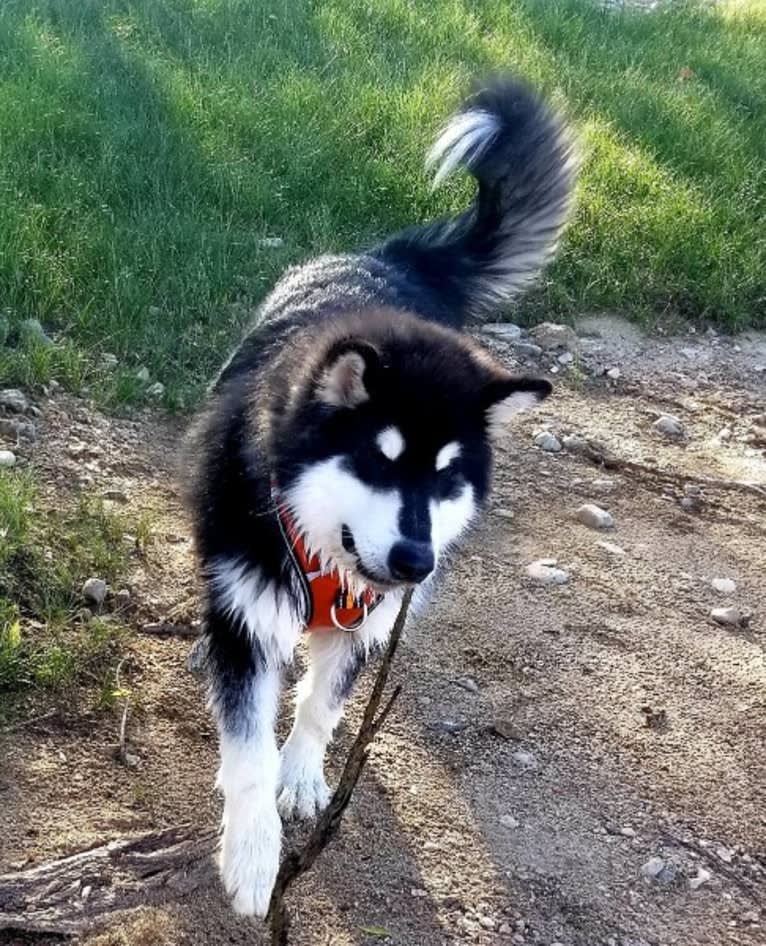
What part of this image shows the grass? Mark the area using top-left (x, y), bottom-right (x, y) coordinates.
top-left (0, 0), bottom-right (763, 410)
top-left (0, 468), bottom-right (130, 699)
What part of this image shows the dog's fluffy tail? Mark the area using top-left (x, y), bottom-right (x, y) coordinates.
top-left (378, 77), bottom-right (577, 326)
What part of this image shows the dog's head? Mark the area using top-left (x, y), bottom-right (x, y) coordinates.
top-left (273, 311), bottom-right (550, 592)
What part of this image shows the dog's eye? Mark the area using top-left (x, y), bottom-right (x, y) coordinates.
top-left (436, 465), bottom-right (463, 500)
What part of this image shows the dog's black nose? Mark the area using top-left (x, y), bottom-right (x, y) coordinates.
top-left (388, 541), bottom-right (434, 583)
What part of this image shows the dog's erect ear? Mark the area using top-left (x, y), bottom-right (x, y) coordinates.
top-left (315, 339), bottom-right (381, 408)
top-left (480, 375), bottom-right (552, 434)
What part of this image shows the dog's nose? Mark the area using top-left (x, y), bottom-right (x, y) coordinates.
top-left (388, 541), bottom-right (434, 583)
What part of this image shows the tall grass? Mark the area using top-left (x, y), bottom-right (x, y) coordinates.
top-left (0, 0), bottom-right (763, 404)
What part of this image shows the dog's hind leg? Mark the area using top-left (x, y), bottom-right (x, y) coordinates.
top-left (205, 604), bottom-right (284, 918)
top-left (277, 630), bottom-right (380, 821)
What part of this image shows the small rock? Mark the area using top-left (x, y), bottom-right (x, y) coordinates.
top-left (562, 434), bottom-right (587, 454)
top-left (512, 341), bottom-right (543, 359)
top-left (576, 504), bottom-right (614, 530)
top-left (146, 381), bottom-right (165, 399)
top-left (710, 607), bottom-right (746, 628)
top-left (482, 323), bottom-right (523, 340)
top-left (102, 488), bottom-right (128, 503)
top-left (423, 840), bottom-right (440, 851)
top-left (258, 236), bottom-right (285, 249)
top-left (653, 414), bottom-right (685, 438)
top-left (494, 507), bottom-right (515, 520)
top-left (689, 867), bottom-right (711, 890)
top-left (82, 577), bottom-right (107, 607)
top-left (499, 924), bottom-right (511, 936)
top-left (0, 389), bottom-right (29, 413)
top-left (0, 418), bottom-right (36, 441)
top-left (606, 367), bottom-right (621, 380)
top-left (500, 814), bottom-right (520, 829)
top-left (81, 884), bottom-right (92, 901)
top-left (410, 887), bottom-right (428, 898)
top-left (711, 577), bottom-right (736, 594)
top-left (0, 449), bottom-right (16, 467)
top-left (641, 856), bottom-right (670, 881)
top-left (136, 366), bottom-right (151, 383)
top-left (534, 432), bottom-right (562, 453)
top-left (429, 719), bottom-right (467, 735)
top-left (115, 588), bottom-right (132, 607)
top-left (557, 351), bottom-right (574, 366)
top-left (100, 353), bottom-right (119, 369)
top-left (715, 845), bottom-right (733, 864)
top-left (529, 322), bottom-right (579, 352)
top-left (525, 560), bottom-right (569, 585)
top-left (740, 910), bottom-right (760, 924)
top-left (597, 540), bottom-right (625, 556)
top-left (489, 719), bottom-right (523, 741)
top-left (454, 676), bottom-right (480, 694)
top-left (717, 426), bottom-right (732, 441)
top-left (186, 637), bottom-right (208, 674)
top-left (620, 826), bottom-right (637, 838)
top-left (19, 318), bottom-right (53, 347)
top-left (511, 749), bottom-right (539, 770)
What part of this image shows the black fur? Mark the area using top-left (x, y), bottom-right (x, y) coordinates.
top-left (184, 76), bottom-right (573, 735)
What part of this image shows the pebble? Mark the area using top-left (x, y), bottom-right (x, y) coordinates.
top-left (146, 381), bottom-right (165, 399)
top-left (511, 749), bottom-right (539, 770)
top-left (81, 884), bottom-right (92, 901)
top-left (115, 588), bottom-right (132, 607)
top-left (529, 322), bottom-right (579, 352)
top-left (688, 866), bottom-right (711, 890)
top-left (711, 577), bottom-right (736, 594)
top-left (410, 887), bottom-right (428, 898)
top-left (740, 910), bottom-right (760, 924)
top-left (710, 607), bottom-right (744, 628)
top-left (597, 540), bottom-right (625, 556)
top-left (557, 351), bottom-right (574, 366)
top-left (512, 341), bottom-right (543, 359)
top-left (653, 414), bottom-right (685, 438)
top-left (258, 236), bottom-right (285, 249)
top-left (20, 318), bottom-right (53, 347)
top-left (454, 676), bottom-right (480, 694)
top-left (620, 826), bottom-right (637, 838)
top-left (576, 503), bottom-right (614, 530)
top-left (500, 814), bottom-right (520, 829)
top-left (429, 719), bottom-right (467, 735)
top-left (717, 426), bottom-right (732, 441)
top-left (562, 434), bottom-right (587, 453)
top-left (489, 719), bottom-right (523, 741)
top-left (482, 322), bottom-right (523, 340)
top-left (0, 418), bottom-right (36, 441)
top-left (606, 367), bottom-right (621, 379)
top-left (82, 577), bottom-right (107, 606)
top-left (136, 366), bottom-right (151, 383)
top-left (526, 560), bottom-right (570, 585)
top-left (0, 389), bottom-right (29, 413)
top-left (641, 856), bottom-right (676, 884)
top-left (534, 432), bottom-right (562, 452)
top-left (0, 449), bottom-right (16, 467)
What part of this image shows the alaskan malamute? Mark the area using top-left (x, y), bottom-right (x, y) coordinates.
top-left (186, 76), bottom-right (576, 916)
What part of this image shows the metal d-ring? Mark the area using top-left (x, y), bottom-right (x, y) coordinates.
top-left (330, 600), bottom-right (369, 632)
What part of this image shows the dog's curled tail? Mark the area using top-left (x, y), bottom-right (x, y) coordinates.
top-left (380, 77), bottom-right (577, 325)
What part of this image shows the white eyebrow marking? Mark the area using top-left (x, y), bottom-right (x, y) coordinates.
top-left (376, 426), bottom-right (405, 461)
top-left (436, 441), bottom-right (461, 471)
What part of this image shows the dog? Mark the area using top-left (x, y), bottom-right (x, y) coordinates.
top-left (185, 75), bottom-right (576, 917)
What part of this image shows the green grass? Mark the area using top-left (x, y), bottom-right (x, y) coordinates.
top-left (0, 469), bottom-right (130, 696)
top-left (0, 0), bottom-right (764, 406)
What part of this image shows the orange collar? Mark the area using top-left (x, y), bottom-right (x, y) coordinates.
top-left (272, 481), bottom-right (383, 632)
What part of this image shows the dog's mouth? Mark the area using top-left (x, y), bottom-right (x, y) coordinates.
top-left (341, 525), bottom-right (398, 590)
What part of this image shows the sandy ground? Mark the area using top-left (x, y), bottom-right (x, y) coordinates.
top-left (1, 316), bottom-right (764, 946)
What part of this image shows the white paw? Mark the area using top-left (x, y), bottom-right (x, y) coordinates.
top-left (219, 795), bottom-right (282, 918)
top-left (277, 736), bottom-right (331, 821)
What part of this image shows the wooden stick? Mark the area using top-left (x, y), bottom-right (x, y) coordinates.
top-left (267, 588), bottom-right (414, 946)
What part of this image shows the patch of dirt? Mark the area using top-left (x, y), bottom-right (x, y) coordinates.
top-left (1, 317), bottom-right (765, 946)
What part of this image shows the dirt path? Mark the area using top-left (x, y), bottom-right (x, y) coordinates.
top-left (1, 317), bottom-right (764, 946)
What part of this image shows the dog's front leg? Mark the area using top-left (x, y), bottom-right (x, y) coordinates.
top-left (206, 606), bottom-right (283, 918)
top-left (277, 631), bottom-right (372, 821)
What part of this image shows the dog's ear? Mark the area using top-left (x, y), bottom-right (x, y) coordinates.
top-left (480, 375), bottom-right (552, 434)
top-left (315, 339), bottom-right (381, 408)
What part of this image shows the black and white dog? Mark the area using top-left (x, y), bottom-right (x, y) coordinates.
top-left (185, 76), bottom-right (576, 916)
